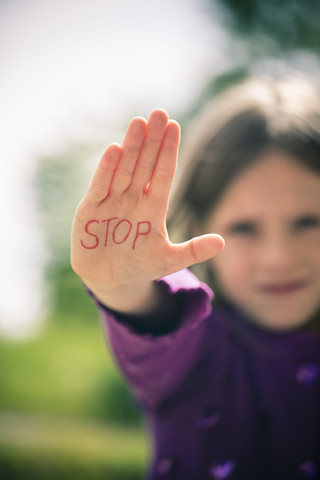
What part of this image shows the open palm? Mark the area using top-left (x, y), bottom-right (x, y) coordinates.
top-left (71, 109), bottom-right (224, 291)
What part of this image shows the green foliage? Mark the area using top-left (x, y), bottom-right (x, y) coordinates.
top-left (213, 0), bottom-right (320, 55)
top-left (178, 68), bottom-right (250, 132)
top-left (33, 144), bottom-right (90, 261)
top-left (0, 320), bottom-right (147, 479)
top-left (32, 143), bottom-right (99, 319)
top-left (0, 318), bottom-right (141, 425)
top-left (0, 416), bottom-right (147, 480)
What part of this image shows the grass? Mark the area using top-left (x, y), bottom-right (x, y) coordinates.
top-left (0, 412), bottom-right (148, 480)
top-left (0, 315), bottom-right (141, 422)
top-left (0, 315), bottom-right (149, 479)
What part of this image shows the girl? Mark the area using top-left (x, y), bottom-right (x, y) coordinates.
top-left (71, 76), bottom-right (320, 480)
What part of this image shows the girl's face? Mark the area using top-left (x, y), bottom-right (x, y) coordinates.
top-left (206, 151), bottom-right (320, 331)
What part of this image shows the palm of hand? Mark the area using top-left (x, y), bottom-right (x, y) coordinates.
top-left (71, 109), bottom-right (224, 289)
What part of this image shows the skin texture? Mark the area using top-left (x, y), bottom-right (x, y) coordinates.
top-left (206, 151), bottom-right (320, 331)
top-left (71, 109), bottom-right (224, 313)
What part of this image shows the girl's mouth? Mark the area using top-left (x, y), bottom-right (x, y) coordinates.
top-left (258, 279), bottom-right (308, 295)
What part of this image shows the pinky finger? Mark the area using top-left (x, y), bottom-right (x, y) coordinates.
top-left (85, 143), bottom-right (122, 204)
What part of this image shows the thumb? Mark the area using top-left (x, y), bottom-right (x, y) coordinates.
top-left (171, 234), bottom-right (225, 271)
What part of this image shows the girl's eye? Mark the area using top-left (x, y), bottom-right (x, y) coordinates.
top-left (228, 221), bottom-right (258, 236)
top-left (294, 215), bottom-right (320, 231)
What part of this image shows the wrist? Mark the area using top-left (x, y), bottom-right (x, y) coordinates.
top-left (84, 280), bottom-right (159, 315)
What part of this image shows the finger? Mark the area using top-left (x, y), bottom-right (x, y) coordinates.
top-left (110, 116), bottom-right (147, 193)
top-left (171, 234), bottom-right (225, 271)
top-left (148, 120), bottom-right (180, 199)
top-left (85, 143), bottom-right (122, 204)
top-left (130, 109), bottom-right (169, 191)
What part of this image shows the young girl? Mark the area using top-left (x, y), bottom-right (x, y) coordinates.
top-left (71, 76), bottom-right (320, 480)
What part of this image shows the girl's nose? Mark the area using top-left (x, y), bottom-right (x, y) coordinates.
top-left (260, 234), bottom-right (297, 273)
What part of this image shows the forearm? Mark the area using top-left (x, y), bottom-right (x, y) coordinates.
top-left (98, 269), bottom-right (213, 410)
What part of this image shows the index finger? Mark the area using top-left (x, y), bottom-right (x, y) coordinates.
top-left (85, 143), bottom-right (122, 205)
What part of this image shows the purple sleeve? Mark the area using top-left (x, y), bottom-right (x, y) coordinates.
top-left (94, 269), bottom-right (213, 411)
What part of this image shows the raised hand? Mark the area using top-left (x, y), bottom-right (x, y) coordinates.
top-left (71, 109), bottom-right (224, 307)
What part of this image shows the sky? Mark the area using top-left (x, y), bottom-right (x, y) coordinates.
top-left (0, 0), bottom-right (233, 338)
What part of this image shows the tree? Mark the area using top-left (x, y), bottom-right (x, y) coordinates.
top-left (33, 143), bottom-right (98, 320)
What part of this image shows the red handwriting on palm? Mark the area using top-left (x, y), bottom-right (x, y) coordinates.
top-left (80, 218), bottom-right (151, 250)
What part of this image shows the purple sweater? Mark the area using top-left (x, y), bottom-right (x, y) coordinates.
top-left (95, 269), bottom-right (320, 480)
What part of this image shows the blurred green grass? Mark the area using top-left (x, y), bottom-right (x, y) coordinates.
top-left (0, 317), bottom-right (149, 479)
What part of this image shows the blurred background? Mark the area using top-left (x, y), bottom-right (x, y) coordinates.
top-left (1, 0), bottom-right (320, 478)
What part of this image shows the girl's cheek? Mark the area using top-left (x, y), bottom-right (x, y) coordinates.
top-left (210, 247), bottom-right (249, 284)
top-left (299, 230), bottom-right (320, 245)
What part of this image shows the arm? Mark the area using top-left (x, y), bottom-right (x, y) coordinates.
top-left (99, 269), bottom-right (214, 411)
top-left (71, 109), bottom-right (224, 315)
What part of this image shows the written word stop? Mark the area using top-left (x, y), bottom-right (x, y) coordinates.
top-left (80, 217), bottom-right (151, 250)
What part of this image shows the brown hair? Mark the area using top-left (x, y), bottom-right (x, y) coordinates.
top-left (168, 75), bottom-right (320, 288)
